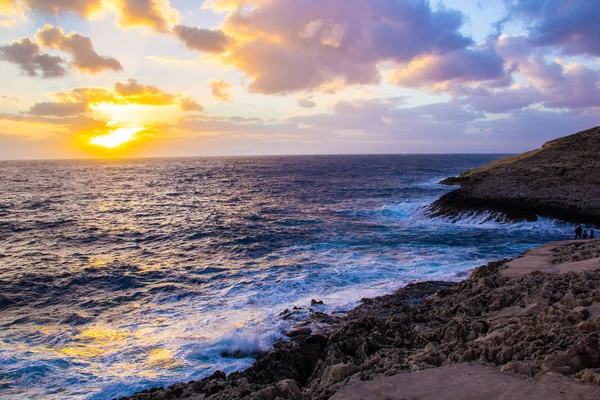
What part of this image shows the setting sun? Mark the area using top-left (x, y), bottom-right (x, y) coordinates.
top-left (90, 127), bottom-right (145, 148)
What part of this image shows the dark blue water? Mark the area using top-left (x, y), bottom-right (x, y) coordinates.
top-left (0, 155), bottom-right (572, 399)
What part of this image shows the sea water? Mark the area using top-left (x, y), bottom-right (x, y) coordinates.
top-left (0, 155), bottom-right (573, 399)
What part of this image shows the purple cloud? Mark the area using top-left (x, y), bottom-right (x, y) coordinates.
top-left (504, 0), bottom-right (600, 57)
top-left (492, 35), bottom-right (600, 111)
top-left (453, 85), bottom-right (542, 114)
top-left (0, 38), bottom-right (67, 78)
top-left (297, 98), bottom-right (316, 108)
top-left (29, 101), bottom-right (89, 117)
top-left (219, 0), bottom-right (474, 93)
top-left (389, 45), bottom-right (507, 89)
top-left (173, 25), bottom-right (229, 53)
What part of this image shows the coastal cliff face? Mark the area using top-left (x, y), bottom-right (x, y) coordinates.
top-left (430, 126), bottom-right (600, 224)
top-left (119, 241), bottom-right (600, 400)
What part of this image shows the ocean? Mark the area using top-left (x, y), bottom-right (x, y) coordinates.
top-left (0, 155), bottom-right (573, 399)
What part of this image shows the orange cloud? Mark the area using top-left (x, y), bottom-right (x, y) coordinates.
top-left (179, 97), bottom-right (204, 111)
top-left (0, 0), bottom-right (25, 27)
top-left (114, 0), bottom-right (179, 33)
top-left (23, 0), bottom-right (103, 16)
top-left (25, 79), bottom-right (202, 117)
top-left (14, 0), bottom-right (178, 32)
top-left (0, 79), bottom-right (204, 154)
top-left (209, 79), bottom-right (233, 101)
top-left (114, 78), bottom-right (177, 105)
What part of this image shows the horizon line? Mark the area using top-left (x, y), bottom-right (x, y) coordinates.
top-left (0, 152), bottom-right (518, 162)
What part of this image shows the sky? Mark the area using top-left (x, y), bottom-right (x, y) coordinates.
top-left (0, 0), bottom-right (598, 159)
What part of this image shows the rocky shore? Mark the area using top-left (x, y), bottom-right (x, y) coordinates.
top-left (429, 126), bottom-right (600, 224)
top-left (119, 240), bottom-right (600, 399)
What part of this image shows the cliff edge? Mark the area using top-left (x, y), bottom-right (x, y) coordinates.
top-left (430, 126), bottom-right (600, 224)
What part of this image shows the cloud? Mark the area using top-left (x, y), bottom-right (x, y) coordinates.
top-left (0, 0), bottom-right (18, 9)
top-left (504, 0), bottom-right (600, 57)
top-left (287, 97), bottom-right (598, 153)
top-left (173, 25), bottom-right (229, 53)
top-left (0, 78), bottom-right (206, 156)
top-left (541, 63), bottom-right (600, 109)
top-left (116, 0), bottom-right (179, 33)
top-left (29, 100), bottom-right (89, 116)
top-left (209, 79), bottom-right (233, 101)
top-left (173, 97), bottom-right (598, 154)
top-left (491, 35), bottom-right (600, 111)
top-left (0, 112), bottom-right (107, 140)
top-left (388, 45), bottom-right (506, 89)
top-left (211, 0), bottom-right (474, 94)
top-left (291, 98), bottom-right (483, 139)
top-left (469, 108), bottom-right (600, 151)
top-left (179, 97), bottom-right (204, 112)
top-left (0, 0), bottom-right (26, 27)
top-left (18, 0), bottom-right (178, 33)
top-left (22, 0), bottom-right (103, 16)
top-left (297, 97), bottom-right (316, 108)
top-left (0, 38), bottom-right (67, 78)
top-left (35, 25), bottom-right (122, 74)
top-left (202, 0), bottom-right (265, 12)
top-left (452, 85), bottom-right (542, 113)
top-left (114, 78), bottom-right (177, 105)
top-left (24, 79), bottom-right (203, 118)
top-left (0, 26), bottom-right (122, 77)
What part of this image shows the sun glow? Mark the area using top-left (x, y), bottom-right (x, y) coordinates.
top-left (90, 127), bottom-right (145, 148)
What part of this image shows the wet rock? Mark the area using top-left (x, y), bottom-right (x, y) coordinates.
top-left (311, 299), bottom-right (324, 306)
top-left (286, 328), bottom-right (312, 338)
top-left (210, 371), bottom-right (227, 380)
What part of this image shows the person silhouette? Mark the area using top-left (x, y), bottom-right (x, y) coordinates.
top-left (583, 230), bottom-right (589, 239)
top-left (575, 225), bottom-right (583, 239)
top-left (591, 230), bottom-right (595, 239)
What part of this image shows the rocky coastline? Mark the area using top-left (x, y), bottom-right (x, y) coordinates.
top-left (430, 126), bottom-right (600, 225)
top-left (120, 240), bottom-right (600, 399)
top-left (120, 127), bottom-right (600, 399)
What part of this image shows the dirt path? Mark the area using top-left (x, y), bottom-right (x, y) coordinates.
top-left (332, 364), bottom-right (600, 400)
top-left (502, 240), bottom-right (600, 277)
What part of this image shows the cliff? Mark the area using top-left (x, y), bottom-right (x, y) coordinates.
top-left (430, 126), bottom-right (600, 224)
